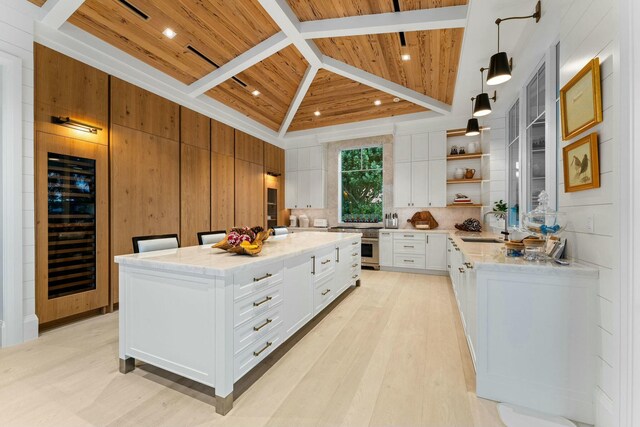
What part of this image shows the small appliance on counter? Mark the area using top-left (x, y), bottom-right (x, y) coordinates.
top-left (289, 215), bottom-right (297, 228)
top-left (384, 213), bottom-right (398, 229)
top-left (313, 218), bottom-right (328, 228)
top-left (299, 214), bottom-right (310, 228)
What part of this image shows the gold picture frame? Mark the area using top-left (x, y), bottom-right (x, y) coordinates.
top-left (560, 58), bottom-right (603, 140)
top-left (562, 132), bottom-right (600, 193)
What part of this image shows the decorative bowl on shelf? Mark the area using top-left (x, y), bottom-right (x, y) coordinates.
top-left (213, 227), bottom-right (272, 256)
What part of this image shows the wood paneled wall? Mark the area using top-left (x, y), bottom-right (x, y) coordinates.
top-left (235, 130), bottom-right (264, 165)
top-left (180, 107), bottom-right (211, 246)
top-left (211, 120), bottom-right (235, 231)
top-left (235, 159), bottom-right (265, 227)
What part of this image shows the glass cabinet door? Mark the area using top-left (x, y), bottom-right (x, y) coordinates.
top-left (525, 63), bottom-right (546, 211)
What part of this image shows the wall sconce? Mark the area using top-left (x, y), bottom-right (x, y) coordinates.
top-left (474, 68), bottom-right (497, 117)
top-left (465, 98), bottom-right (480, 136)
top-left (487, 0), bottom-right (541, 86)
top-left (51, 116), bottom-right (102, 134)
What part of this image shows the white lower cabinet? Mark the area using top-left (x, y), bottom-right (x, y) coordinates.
top-left (380, 231), bottom-right (447, 272)
top-left (379, 231), bottom-right (393, 267)
top-left (283, 254), bottom-right (314, 338)
top-left (425, 234), bottom-right (447, 270)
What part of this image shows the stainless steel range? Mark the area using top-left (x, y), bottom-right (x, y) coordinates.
top-left (329, 225), bottom-right (382, 270)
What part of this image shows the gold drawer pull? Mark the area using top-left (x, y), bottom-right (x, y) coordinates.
top-left (404, 259), bottom-right (414, 263)
top-left (321, 289), bottom-right (331, 296)
top-left (458, 267), bottom-right (465, 273)
top-left (253, 273), bottom-right (272, 282)
top-left (321, 259), bottom-right (331, 265)
top-left (455, 248), bottom-right (460, 251)
top-left (403, 234), bottom-right (414, 238)
top-left (352, 263), bottom-right (358, 267)
top-left (464, 262), bottom-right (473, 269)
top-left (352, 241), bottom-right (358, 245)
top-left (404, 245), bottom-right (414, 248)
top-left (253, 296), bottom-right (272, 307)
top-left (253, 341), bottom-right (272, 357)
top-left (352, 252), bottom-right (358, 256)
top-left (352, 275), bottom-right (358, 279)
top-left (253, 318), bottom-right (273, 331)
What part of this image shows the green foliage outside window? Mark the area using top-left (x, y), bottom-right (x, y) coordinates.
top-left (340, 147), bottom-right (383, 223)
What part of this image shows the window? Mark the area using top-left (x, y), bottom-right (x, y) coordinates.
top-left (507, 100), bottom-right (521, 227)
top-left (340, 147), bottom-right (383, 223)
top-left (526, 63), bottom-right (546, 211)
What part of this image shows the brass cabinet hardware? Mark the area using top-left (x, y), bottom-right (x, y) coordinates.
top-left (464, 262), bottom-right (473, 268)
top-left (253, 318), bottom-right (272, 331)
top-left (336, 247), bottom-right (340, 262)
top-left (352, 241), bottom-right (358, 245)
top-left (253, 341), bottom-right (272, 357)
top-left (253, 296), bottom-right (273, 307)
top-left (253, 273), bottom-right (272, 282)
top-left (352, 252), bottom-right (358, 256)
top-left (352, 263), bottom-right (358, 267)
top-left (321, 289), bottom-right (331, 296)
top-left (403, 234), bottom-right (414, 238)
top-left (352, 275), bottom-right (358, 279)
top-left (458, 267), bottom-right (465, 273)
top-left (311, 256), bottom-right (316, 275)
top-left (455, 248), bottom-right (460, 251)
top-left (405, 259), bottom-right (414, 262)
top-left (321, 259), bottom-right (331, 265)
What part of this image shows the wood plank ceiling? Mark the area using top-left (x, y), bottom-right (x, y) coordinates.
top-left (31, 0), bottom-right (468, 134)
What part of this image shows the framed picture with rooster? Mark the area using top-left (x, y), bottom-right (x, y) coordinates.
top-left (562, 132), bottom-right (600, 192)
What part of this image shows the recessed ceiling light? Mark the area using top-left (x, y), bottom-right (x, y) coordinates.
top-left (162, 28), bottom-right (177, 39)
top-left (393, 97), bottom-right (400, 103)
top-left (251, 90), bottom-right (260, 97)
top-left (401, 54), bottom-right (411, 61)
top-left (374, 100), bottom-right (382, 106)
top-left (314, 110), bottom-right (321, 116)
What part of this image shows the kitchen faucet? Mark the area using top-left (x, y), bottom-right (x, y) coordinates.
top-left (484, 211), bottom-right (510, 241)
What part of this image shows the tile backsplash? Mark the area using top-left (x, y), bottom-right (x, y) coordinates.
top-left (290, 134), bottom-right (482, 231)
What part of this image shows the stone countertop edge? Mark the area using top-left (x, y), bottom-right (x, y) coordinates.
top-left (114, 232), bottom-right (361, 276)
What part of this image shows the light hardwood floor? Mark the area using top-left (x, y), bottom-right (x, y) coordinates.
top-left (0, 270), bottom-right (504, 427)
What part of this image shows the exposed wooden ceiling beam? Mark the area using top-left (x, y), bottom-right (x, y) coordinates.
top-left (298, 5), bottom-right (468, 39)
top-left (322, 56), bottom-right (452, 115)
top-left (256, 0), bottom-right (323, 67)
top-left (40, 0), bottom-right (85, 29)
top-left (188, 32), bottom-right (291, 97)
top-left (278, 65), bottom-right (319, 137)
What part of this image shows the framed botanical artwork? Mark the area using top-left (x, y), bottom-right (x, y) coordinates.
top-left (562, 132), bottom-right (600, 192)
top-left (559, 58), bottom-right (603, 140)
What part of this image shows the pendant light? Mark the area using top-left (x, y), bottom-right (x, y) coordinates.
top-left (487, 0), bottom-right (542, 86)
top-left (473, 68), bottom-right (497, 117)
top-left (465, 98), bottom-right (480, 136)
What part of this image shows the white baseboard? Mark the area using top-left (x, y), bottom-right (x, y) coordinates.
top-left (23, 314), bottom-right (38, 342)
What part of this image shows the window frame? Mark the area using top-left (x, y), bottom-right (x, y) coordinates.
top-left (338, 145), bottom-right (384, 224)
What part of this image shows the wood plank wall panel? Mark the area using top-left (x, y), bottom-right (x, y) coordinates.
top-left (69, 0), bottom-right (279, 84)
top-left (235, 130), bottom-right (264, 165)
top-left (181, 107), bottom-right (211, 150)
top-left (206, 46), bottom-right (308, 131)
top-left (35, 44), bottom-right (109, 145)
top-left (212, 119), bottom-right (235, 156)
top-left (110, 124), bottom-right (180, 303)
top-left (264, 146), bottom-right (289, 227)
top-left (111, 77), bottom-right (179, 141)
top-left (235, 159), bottom-right (265, 228)
top-left (211, 152), bottom-right (235, 231)
top-left (181, 144), bottom-right (211, 246)
top-left (314, 29), bottom-right (464, 105)
top-left (180, 107), bottom-right (211, 247)
top-left (287, 0), bottom-right (467, 21)
top-left (289, 70), bottom-right (427, 131)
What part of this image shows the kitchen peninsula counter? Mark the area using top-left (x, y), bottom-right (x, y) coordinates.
top-left (115, 232), bottom-right (362, 415)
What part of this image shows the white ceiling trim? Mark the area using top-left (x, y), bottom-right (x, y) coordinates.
top-left (322, 56), bottom-right (452, 115)
top-left (298, 5), bottom-right (468, 39)
top-left (40, 0), bottom-right (85, 30)
top-left (278, 65), bottom-right (319, 137)
top-left (187, 32), bottom-right (291, 97)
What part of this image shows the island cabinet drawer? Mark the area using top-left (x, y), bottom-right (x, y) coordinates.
top-left (314, 274), bottom-right (335, 313)
top-left (234, 326), bottom-right (283, 381)
top-left (234, 284), bottom-right (283, 328)
top-left (393, 239), bottom-right (426, 255)
top-left (393, 232), bottom-right (426, 241)
top-left (313, 249), bottom-right (336, 279)
top-left (233, 261), bottom-right (284, 301)
top-left (394, 254), bottom-right (426, 269)
top-left (234, 304), bottom-right (283, 355)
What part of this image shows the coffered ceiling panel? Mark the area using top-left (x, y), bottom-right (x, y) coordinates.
top-left (287, 0), bottom-right (468, 21)
top-left (315, 29), bottom-right (464, 105)
top-left (289, 70), bottom-right (427, 132)
top-left (207, 46), bottom-right (308, 131)
top-left (27, 0), bottom-right (46, 6)
top-left (68, 0), bottom-right (279, 84)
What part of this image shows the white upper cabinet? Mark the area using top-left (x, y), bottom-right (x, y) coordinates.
top-left (307, 169), bottom-right (325, 208)
top-left (428, 131), bottom-right (447, 160)
top-left (297, 148), bottom-right (311, 170)
top-left (394, 163), bottom-right (412, 208)
top-left (411, 161), bottom-right (429, 207)
top-left (285, 149), bottom-right (298, 171)
top-left (285, 145), bottom-right (327, 209)
top-left (411, 133), bottom-right (430, 161)
top-left (428, 159), bottom-right (447, 207)
top-left (285, 171), bottom-right (298, 209)
top-left (307, 146), bottom-right (324, 170)
top-left (394, 135), bottom-right (412, 163)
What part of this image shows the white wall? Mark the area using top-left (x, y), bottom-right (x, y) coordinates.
top-left (0, 0), bottom-right (37, 345)
top-left (500, 0), bottom-right (619, 425)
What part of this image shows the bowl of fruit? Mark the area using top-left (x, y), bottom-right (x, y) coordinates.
top-left (213, 226), bottom-right (272, 256)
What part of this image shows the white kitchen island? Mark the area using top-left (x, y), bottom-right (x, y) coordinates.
top-left (114, 232), bottom-right (361, 415)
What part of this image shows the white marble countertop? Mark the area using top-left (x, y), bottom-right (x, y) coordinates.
top-left (289, 227), bottom-right (329, 232)
top-left (114, 232), bottom-right (360, 276)
top-left (447, 232), bottom-right (599, 277)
